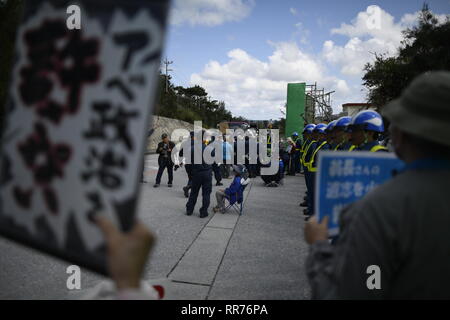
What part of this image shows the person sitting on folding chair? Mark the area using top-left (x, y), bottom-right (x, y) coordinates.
top-left (213, 165), bottom-right (249, 214)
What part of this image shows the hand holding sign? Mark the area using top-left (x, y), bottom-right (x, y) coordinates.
top-left (305, 216), bottom-right (329, 245)
top-left (95, 215), bottom-right (154, 290)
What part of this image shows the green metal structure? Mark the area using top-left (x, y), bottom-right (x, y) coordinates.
top-left (285, 83), bottom-right (306, 138)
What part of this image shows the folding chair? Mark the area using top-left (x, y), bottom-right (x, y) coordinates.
top-left (224, 178), bottom-right (252, 215)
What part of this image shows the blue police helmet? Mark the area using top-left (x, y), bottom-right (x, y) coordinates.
top-left (335, 116), bottom-right (352, 129)
top-left (303, 124), bottom-right (316, 133)
top-left (326, 120), bottom-right (337, 132)
top-left (350, 110), bottom-right (384, 132)
top-left (292, 132), bottom-right (299, 136)
top-left (313, 123), bottom-right (328, 134)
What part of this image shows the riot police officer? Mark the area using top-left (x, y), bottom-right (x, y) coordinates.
top-left (185, 131), bottom-right (213, 218)
top-left (348, 110), bottom-right (388, 152)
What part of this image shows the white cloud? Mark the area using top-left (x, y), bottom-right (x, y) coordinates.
top-left (323, 6), bottom-right (404, 77)
top-left (186, 5), bottom-right (449, 119)
top-left (330, 5), bottom-right (404, 44)
top-left (170, 0), bottom-right (255, 26)
top-left (322, 37), bottom-right (399, 76)
top-left (323, 6), bottom-right (449, 77)
top-left (290, 8), bottom-right (298, 16)
top-left (190, 42), bottom-right (353, 119)
top-left (400, 12), bottom-right (420, 27)
top-left (294, 22), bottom-right (310, 44)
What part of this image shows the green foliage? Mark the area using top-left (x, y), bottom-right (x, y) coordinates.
top-left (362, 4), bottom-right (450, 110)
top-left (154, 73), bottom-right (238, 128)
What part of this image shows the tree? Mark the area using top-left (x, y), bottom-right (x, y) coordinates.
top-left (154, 74), bottom-right (235, 128)
top-left (362, 4), bottom-right (450, 110)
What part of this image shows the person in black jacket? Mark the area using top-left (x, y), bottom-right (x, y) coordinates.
top-left (180, 132), bottom-right (195, 197)
top-left (209, 135), bottom-right (223, 186)
top-left (154, 133), bottom-right (175, 188)
top-left (185, 131), bottom-right (213, 218)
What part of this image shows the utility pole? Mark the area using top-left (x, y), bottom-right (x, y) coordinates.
top-left (163, 58), bottom-right (173, 93)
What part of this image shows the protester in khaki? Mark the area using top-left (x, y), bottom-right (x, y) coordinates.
top-left (305, 71), bottom-right (450, 299)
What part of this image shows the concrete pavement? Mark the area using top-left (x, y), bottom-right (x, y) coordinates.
top-left (0, 154), bottom-right (311, 299)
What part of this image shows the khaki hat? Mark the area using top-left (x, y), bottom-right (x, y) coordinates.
top-left (382, 71), bottom-right (450, 147)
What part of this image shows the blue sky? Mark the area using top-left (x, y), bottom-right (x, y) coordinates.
top-left (164, 0), bottom-right (449, 120)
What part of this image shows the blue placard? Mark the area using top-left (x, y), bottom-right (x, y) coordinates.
top-left (315, 151), bottom-right (404, 237)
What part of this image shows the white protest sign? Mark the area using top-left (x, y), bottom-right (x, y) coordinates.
top-left (0, 0), bottom-right (170, 274)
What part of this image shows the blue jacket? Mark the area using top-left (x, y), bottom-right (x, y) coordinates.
top-left (311, 140), bottom-right (331, 170)
top-left (225, 176), bottom-right (244, 205)
top-left (336, 141), bottom-right (353, 151)
top-left (279, 159), bottom-right (284, 173)
top-left (223, 142), bottom-right (233, 161)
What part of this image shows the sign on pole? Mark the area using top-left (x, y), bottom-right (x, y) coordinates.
top-left (0, 0), bottom-right (170, 275)
top-left (315, 151), bottom-right (404, 237)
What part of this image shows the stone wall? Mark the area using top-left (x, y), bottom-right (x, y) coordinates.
top-left (146, 115), bottom-right (194, 153)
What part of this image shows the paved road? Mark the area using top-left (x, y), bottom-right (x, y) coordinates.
top-left (0, 154), bottom-right (311, 299)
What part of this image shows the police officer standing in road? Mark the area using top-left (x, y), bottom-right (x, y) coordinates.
top-left (299, 124), bottom-right (315, 207)
top-left (304, 123), bottom-right (330, 220)
top-left (208, 135), bottom-right (223, 186)
top-left (300, 124), bottom-right (315, 174)
top-left (154, 133), bottom-right (176, 188)
top-left (180, 132), bottom-right (195, 197)
top-left (301, 124), bottom-right (317, 216)
top-left (186, 131), bottom-right (213, 218)
top-left (347, 110), bottom-right (388, 152)
top-left (325, 120), bottom-right (337, 150)
top-left (332, 116), bottom-right (353, 150)
top-left (292, 132), bottom-right (302, 174)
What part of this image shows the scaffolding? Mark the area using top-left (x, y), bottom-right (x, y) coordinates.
top-left (304, 82), bottom-right (335, 124)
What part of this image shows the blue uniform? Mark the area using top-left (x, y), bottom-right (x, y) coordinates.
top-left (303, 140), bottom-right (317, 214)
top-left (336, 141), bottom-right (353, 151)
top-left (355, 141), bottom-right (388, 152)
top-left (308, 140), bottom-right (331, 215)
top-left (185, 143), bottom-right (213, 217)
top-left (293, 137), bottom-right (302, 173)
